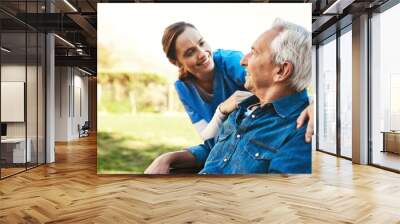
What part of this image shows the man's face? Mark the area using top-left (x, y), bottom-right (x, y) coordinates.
top-left (241, 28), bottom-right (281, 93)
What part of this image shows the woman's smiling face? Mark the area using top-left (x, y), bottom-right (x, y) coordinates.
top-left (174, 27), bottom-right (214, 81)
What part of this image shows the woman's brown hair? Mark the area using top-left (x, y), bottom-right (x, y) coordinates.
top-left (162, 22), bottom-right (196, 81)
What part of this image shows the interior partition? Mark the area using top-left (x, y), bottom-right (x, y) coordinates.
top-left (0, 2), bottom-right (46, 179)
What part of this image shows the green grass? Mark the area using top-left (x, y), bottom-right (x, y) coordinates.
top-left (97, 113), bottom-right (201, 173)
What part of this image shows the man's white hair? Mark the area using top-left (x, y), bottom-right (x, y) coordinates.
top-left (270, 18), bottom-right (312, 91)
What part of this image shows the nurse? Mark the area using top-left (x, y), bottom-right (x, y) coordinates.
top-left (161, 21), bottom-right (314, 141)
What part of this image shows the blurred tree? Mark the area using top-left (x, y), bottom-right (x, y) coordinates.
top-left (99, 72), bottom-right (170, 113)
top-left (98, 44), bottom-right (118, 73)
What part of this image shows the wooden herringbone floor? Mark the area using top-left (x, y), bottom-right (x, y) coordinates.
top-left (1, 135), bottom-right (400, 224)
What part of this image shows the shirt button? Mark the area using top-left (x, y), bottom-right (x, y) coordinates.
top-left (223, 158), bottom-right (228, 162)
top-left (251, 114), bottom-right (256, 118)
top-left (255, 153), bottom-right (259, 157)
top-left (236, 134), bottom-right (241, 138)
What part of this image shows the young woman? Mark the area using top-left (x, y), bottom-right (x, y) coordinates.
top-left (161, 22), bottom-right (313, 141)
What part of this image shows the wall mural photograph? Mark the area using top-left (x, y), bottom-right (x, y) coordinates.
top-left (97, 3), bottom-right (313, 175)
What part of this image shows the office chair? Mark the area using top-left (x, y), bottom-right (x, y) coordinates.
top-left (79, 121), bottom-right (90, 138)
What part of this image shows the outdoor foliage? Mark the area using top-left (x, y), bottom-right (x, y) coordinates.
top-left (97, 113), bottom-right (201, 173)
top-left (98, 72), bottom-right (182, 113)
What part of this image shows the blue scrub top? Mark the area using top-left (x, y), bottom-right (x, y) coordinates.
top-left (175, 49), bottom-right (247, 124)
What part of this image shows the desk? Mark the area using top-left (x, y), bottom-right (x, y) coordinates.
top-left (1, 138), bottom-right (31, 163)
top-left (381, 131), bottom-right (400, 154)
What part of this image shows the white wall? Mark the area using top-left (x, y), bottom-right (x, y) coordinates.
top-left (1, 64), bottom-right (26, 81)
top-left (55, 67), bottom-right (89, 141)
top-left (55, 66), bottom-right (69, 141)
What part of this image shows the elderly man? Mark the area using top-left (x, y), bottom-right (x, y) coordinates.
top-left (145, 18), bottom-right (311, 174)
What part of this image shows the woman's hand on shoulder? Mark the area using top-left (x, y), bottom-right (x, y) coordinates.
top-left (219, 91), bottom-right (253, 115)
top-left (296, 102), bottom-right (314, 143)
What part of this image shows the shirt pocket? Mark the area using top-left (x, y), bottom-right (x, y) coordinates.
top-left (246, 139), bottom-right (278, 160)
top-left (239, 139), bottom-right (278, 173)
top-left (245, 125), bottom-right (293, 160)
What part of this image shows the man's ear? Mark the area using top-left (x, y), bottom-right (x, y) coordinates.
top-left (273, 61), bottom-right (293, 82)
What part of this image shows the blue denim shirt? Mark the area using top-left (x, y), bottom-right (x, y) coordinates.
top-left (187, 89), bottom-right (311, 174)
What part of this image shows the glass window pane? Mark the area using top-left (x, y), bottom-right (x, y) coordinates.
top-left (0, 1), bottom-right (46, 179)
top-left (371, 3), bottom-right (400, 171)
top-left (38, 32), bottom-right (45, 165)
top-left (1, 31), bottom-right (27, 177)
top-left (27, 31), bottom-right (38, 169)
top-left (317, 37), bottom-right (337, 154)
top-left (340, 29), bottom-right (352, 158)
top-left (312, 46), bottom-right (317, 150)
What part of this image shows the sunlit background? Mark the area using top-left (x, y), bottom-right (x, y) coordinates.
top-left (97, 3), bottom-right (311, 174)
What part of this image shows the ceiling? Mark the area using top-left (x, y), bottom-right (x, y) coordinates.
top-left (0, 0), bottom-right (395, 75)
top-left (0, 0), bottom-right (99, 74)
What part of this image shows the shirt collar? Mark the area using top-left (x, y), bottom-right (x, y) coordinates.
top-left (269, 89), bottom-right (309, 118)
top-left (237, 89), bottom-right (309, 118)
top-left (239, 94), bottom-right (259, 108)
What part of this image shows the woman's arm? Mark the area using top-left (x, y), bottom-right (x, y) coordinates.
top-left (200, 91), bottom-right (254, 140)
top-left (177, 99), bottom-right (209, 138)
top-left (198, 105), bottom-right (227, 140)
